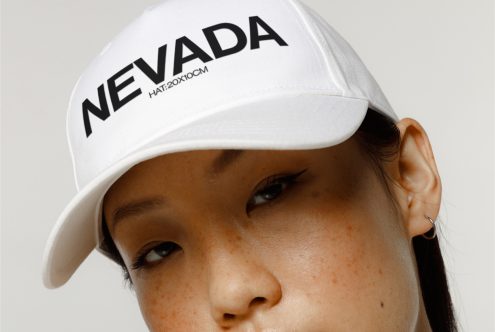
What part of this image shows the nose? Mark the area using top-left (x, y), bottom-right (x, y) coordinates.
top-left (207, 237), bottom-right (282, 328)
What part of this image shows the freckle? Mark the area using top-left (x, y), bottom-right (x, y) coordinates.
top-left (331, 272), bottom-right (338, 284)
top-left (378, 268), bottom-right (383, 275)
top-left (346, 224), bottom-right (353, 237)
top-left (235, 235), bottom-right (241, 241)
top-left (380, 301), bottom-right (384, 308)
top-left (150, 298), bottom-right (157, 307)
top-left (311, 190), bottom-right (320, 198)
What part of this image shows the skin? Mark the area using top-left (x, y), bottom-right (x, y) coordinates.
top-left (102, 118), bottom-right (441, 331)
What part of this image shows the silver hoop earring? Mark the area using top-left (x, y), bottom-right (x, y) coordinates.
top-left (422, 215), bottom-right (437, 240)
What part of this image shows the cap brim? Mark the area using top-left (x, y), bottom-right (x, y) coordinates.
top-left (42, 93), bottom-right (369, 288)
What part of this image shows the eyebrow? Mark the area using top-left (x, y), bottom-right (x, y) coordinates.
top-left (110, 149), bottom-right (246, 228)
top-left (207, 149), bottom-right (245, 178)
top-left (111, 196), bottom-right (166, 228)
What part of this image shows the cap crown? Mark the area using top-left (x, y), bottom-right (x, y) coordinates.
top-left (67, 0), bottom-right (395, 190)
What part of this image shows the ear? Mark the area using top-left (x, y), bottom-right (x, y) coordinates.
top-left (388, 118), bottom-right (442, 238)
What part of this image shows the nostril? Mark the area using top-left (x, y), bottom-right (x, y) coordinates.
top-left (222, 297), bottom-right (267, 321)
top-left (249, 297), bottom-right (267, 307)
top-left (223, 313), bottom-right (236, 320)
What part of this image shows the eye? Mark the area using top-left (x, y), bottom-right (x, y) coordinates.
top-left (131, 241), bottom-right (180, 271)
top-left (246, 169), bottom-right (307, 213)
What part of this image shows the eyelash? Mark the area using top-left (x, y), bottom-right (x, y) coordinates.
top-left (245, 168), bottom-right (308, 214)
top-left (129, 168), bottom-right (308, 272)
top-left (130, 241), bottom-right (179, 271)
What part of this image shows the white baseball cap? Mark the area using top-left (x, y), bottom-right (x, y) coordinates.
top-left (42, 0), bottom-right (399, 288)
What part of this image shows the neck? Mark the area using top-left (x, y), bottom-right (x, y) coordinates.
top-left (415, 295), bottom-right (432, 332)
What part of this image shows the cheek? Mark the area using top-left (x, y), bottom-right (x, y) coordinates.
top-left (261, 186), bottom-right (419, 329)
top-left (134, 271), bottom-right (211, 330)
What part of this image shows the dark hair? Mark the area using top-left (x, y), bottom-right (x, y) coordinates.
top-left (100, 108), bottom-right (457, 331)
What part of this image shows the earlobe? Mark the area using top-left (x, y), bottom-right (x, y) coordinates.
top-left (391, 118), bottom-right (442, 239)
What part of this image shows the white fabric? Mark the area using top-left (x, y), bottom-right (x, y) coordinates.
top-left (43, 0), bottom-right (398, 288)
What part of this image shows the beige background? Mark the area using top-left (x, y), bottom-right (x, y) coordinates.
top-left (1, 0), bottom-right (494, 331)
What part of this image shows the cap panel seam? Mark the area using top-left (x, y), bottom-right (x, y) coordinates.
top-left (286, 0), bottom-right (347, 94)
top-left (300, 4), bottom-right (351, 92)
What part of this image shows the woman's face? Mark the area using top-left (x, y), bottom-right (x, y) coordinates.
top-left (102, 135), bottom-right (431, 331)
